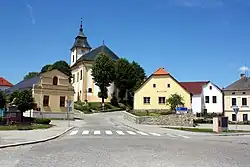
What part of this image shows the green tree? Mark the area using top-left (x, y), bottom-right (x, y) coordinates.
top-left (91, 53), bottom-right (115, 103)
top-left (13, 90), bottom-right (34, 119)
top-left (166, 93), bottom-right (184, 111)
top-left (129, 61), bottom-right (146, 91)
top-left (51, 61), bottom-right (72, 82)
top-left (0, 91), bottom-right (6, 109)
top-left (114, 58), bottom-right (131, 101)
top-left (8, 91), bottom-right (19, 104)
top-left (24, 72), bottom-right (39, 80)
top-left (41, 64), bottom-right (52, 73)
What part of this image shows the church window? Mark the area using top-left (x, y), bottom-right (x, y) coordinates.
top-left (72, 55), bottom-right (75, 62)
top-left (53, 76), bottom-right (58, 85)
top-left (77, 73), bottom-right (79, 82)
top-left (88, 88), bottom-right (92, 93)
top-left (72, 74), bottom-right (75, 83)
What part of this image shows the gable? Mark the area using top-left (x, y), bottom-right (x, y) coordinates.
top-left (203, 82), bottom-right (222, 93)
top-left (135, 74), bottom-right (190, 95)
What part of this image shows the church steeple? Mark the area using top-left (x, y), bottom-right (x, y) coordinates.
top-left (71, 18), bottom-right (92, 51)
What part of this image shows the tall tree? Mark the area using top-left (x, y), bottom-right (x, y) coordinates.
top-left (13, 90), bottom-right (34, 121)
top-left (114, 58), bottom-right (131, 101)
top-left (91, 53), bottom-right (115, 103)
top-left (51, 61), bottom-right (72, 82)
top-left (41, 64), bottom-right (52, 73)
top-left (24, 72), bottom-right (39, 80)
top-left (0, 91), bottom-right (6, 109)
top-left (129, 61), bottom-right (146, 91)
top-left (166, 93), bottom-right (184, 111)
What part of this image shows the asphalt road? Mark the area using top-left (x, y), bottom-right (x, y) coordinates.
top-left (1, 113), bottom-right (250, 167)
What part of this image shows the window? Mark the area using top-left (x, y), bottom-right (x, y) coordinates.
top-left (212, 96), bottom-right (217, 103)
top-left (60, 96), bottom-right (65, 107)
top-left (242, 98), bottom-right (247, 106)
top-left (77, 72), bottom-right (79, 82)
top-left (243, 114), bottom-right (248, 121)
top-left (232, 98), bottom-right (236, 106)
top-left (88, 88), bottom-right (92, 93)
top-left (43, 95), bottom-right (49, 106)
top-left (143, 97), bottom-right (150, 104)
top-left (243, 92), bottom-right (246, 95)
top-left (72, 55), bottom-right (74, 62)
top-left (209, 86), bottom-right (212, 90)
top-left (167, 84), bottom-right (170, 88)
top-left (205, 96), bottom-right (209, 103)
top-left (153, 84), bottom-right (156, 88)
top-left (232, 114), bottom-right (236, 121)
top-left (53, 76), bottom-right (58, 85)
top-left (80, 70), bottom-right (83, 80)
top-left (232, 92), bottom-right (235, 95)
top-left (158, 97), bottom-right (166, 104)
top-left (72, 74), bottom-right (75, 83)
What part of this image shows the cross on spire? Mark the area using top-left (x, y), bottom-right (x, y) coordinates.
top-left (80, 17), bottom-right (83, 32)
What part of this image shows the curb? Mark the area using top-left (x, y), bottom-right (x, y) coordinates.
top-left (0, 126), bottom-right (74, 149)
top-left (216, 133), bottom-right (250, 136)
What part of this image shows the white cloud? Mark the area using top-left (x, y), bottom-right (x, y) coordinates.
top-left (239, 66), bottom-right (249, 73)
top-left (27, 4), bottom-right (35, 25)
top-left (167, 0), bottom-right (224, 8)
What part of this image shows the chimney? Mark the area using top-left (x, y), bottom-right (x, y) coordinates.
top-left (240, 73), bottom-right (245, 79)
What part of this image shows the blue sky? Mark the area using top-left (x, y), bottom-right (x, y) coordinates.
top-left (0, 0), bottom-right (250, 88)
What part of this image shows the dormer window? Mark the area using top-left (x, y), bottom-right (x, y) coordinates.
top-left (53, 76), bottom-right (58, 85)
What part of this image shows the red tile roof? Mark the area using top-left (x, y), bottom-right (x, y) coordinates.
top-left (0, 77), bottom-right (13, 87)
top-left (153, 68), bottom-right (169, 75)
top-left (180, 81), bottom-right (209, 95)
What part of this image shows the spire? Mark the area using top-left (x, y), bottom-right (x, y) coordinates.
top-left (80, 17), bottom-right (83, 32)
top-left (102, 40), bottom-right (105, 46)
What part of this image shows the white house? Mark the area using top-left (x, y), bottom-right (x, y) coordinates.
top-left (180, 81), bottom-right (223, 115)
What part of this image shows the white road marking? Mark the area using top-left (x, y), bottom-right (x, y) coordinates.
top-left (69, 130), bottom-right (78, 135)
top-left (82, 130), bottom-right (89, 135)
top-left (176, 134), bottom-right (191, 139)
top-left (166, 133), bottom-right (176, 137)
top-left (105, 130), bottom-right (113, 135)
top-left (137, 131), bottom-right (149, 136)
top-left (127, 131), bottom-right (136, 135)
top-left (116, 130), bottom-right (125, 135)
top-left (94, 130), bottom-right (101, 135)
top-left (150, 132), bottom-right (161, 136)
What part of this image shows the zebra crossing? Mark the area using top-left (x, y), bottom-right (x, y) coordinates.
top-left (68, 129), bottom-right (191, 139)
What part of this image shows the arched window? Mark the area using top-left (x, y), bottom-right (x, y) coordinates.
top-left (53, 76), bottom-right (58, 85)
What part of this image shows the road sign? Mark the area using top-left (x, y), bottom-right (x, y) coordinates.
top-left (67, 100), bottom-right (73, 112)
top-left (176, 107), bottom-right (188, 112)
top-left (233, 106), bottom-right (239, 115)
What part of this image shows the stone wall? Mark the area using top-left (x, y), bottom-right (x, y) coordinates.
top-left (23, 111), bottom-right (74, 120)
top-left (123, 111), bottom-right (194, 127)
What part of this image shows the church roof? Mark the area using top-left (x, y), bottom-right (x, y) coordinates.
top-left (72, 44), bottom-right (119, 67)
top-left (71, 19), bottom-right (91, 50)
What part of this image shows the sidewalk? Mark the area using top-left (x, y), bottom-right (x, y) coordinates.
top-left (0, 120), bottom-right (83, 148)
top-left (111, 111), bottom-right (250, 137)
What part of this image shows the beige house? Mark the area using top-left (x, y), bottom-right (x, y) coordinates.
top-left (6, 69), bottom-right (74, 118)
top-left (134, 68), bottom-right (191, 111)
top-left (70, 19), bottom-right (119, 102)
top-left (223, 74), bottom-right (250, 122)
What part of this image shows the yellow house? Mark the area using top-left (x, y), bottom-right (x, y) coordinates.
top-left (6, 69), bottom-right (74, 118)
top-left (134, 68), bottom-right (191, 111)
top-left (223, 74), bottom-right (250, 122)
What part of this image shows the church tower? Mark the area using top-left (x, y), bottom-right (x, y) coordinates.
top-left (70, 18), bottom-right (91, 66)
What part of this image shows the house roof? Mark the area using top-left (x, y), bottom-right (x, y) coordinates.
top-left (152, 68), bottom-right (169, 75)
top-left (5, 76), bottom-right (40, 94)
top-left (223, 77), bottom-right (250, 91)
top-left (0, 77), bottom-right (13, 87)
top-left (72, 44), bottom-right (119, 68)
top-left (135, 68), bottom-right (190, 94)
top-left (180, 81), bottom-right (209, 95)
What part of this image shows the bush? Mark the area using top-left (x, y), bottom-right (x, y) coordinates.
top-left (194, 118), bottom-right (213, 124)
top-left (35, 118), bottom-right (51, 124)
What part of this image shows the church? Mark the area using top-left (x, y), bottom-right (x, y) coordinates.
top-left (70, 19), bottom-right (119, 102)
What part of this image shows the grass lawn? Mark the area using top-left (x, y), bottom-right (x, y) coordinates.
top-left (0, 124), bottom-right (53, 131)
top-left (166, 127), bottom-right (250, 133)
